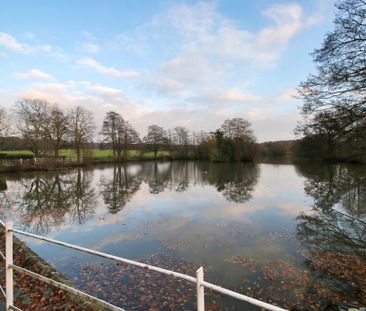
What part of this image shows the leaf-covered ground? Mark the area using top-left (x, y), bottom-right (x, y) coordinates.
top-left (0, 230), bottom-right (95, 311)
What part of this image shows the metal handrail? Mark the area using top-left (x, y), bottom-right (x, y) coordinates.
top-left (11, 228), bottom-right (197, 284)
top-left (0, 284), bottom-right (6, 298)
top-left (1, 221), bottom-right (288, 311)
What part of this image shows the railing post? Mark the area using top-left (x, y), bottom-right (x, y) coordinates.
top-left (196, 267), bottom-right (205, 311)
top-left (5, 221), bottom-right (13, 310)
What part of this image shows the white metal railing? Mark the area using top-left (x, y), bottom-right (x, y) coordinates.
top-left (0, 220), bottom-right (288, 311)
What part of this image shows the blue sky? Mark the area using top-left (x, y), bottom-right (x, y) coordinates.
top-left (0, 0), bottom-right (335, 141)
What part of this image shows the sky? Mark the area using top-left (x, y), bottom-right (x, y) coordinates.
top-left (0, 0), bottom-right (336, 142)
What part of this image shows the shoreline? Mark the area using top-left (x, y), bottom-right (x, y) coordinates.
top-left (0, 227), bottom-right (99, 310)
top-left (0, 156), bottom-right (174, 174)
top-left (1, 155), bottom-right (365, 175)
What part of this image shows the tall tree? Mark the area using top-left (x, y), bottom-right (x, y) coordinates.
top-left (0, 107), bottom-right (10, 137)
top-left (118, 120), bottom-right (140, 158)
top-left (173, 126), bottom-right (190, 157)
top-left (143, 125), bottom-right (168, 160)
top-left (219, 118), bottom-right (256, 161)
top-left (221, 118), bottom-right (255, 142)
top-left (43, 106), bottom-right (68, 158)
top-left (297, 0), bottom-right (366, 161)
top-left (101, 111), bottom-right (123, 158)
top-left (0, 107), bottom-right (10, 148)
top-left (16, 98), bottom-right (50, 157)
top-left (101, 111), bottom-right (140, 159)
top-left (67, 106), bottom-right (95, 162)
top-left (173, 126), bottom-right (190, 146)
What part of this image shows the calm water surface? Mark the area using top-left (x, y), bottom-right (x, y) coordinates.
top-left (0, 161), bottom-right (365, 310)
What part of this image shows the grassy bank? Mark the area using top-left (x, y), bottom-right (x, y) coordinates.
top-left (0, 149), bottom-right (170, 160)
top-left (0, 149), bottom-right (173, 173)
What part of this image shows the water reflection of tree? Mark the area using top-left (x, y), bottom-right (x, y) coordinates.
top-left (16, 170), bottom-right (96, 233)
top-left (100, 165), bottom-right (142, 214)
top-left (69, 169), bottom-right (97, 224)
top-left (296, 163), bottom-right (366, 254)
top-left (168, 162), bottom-right (189, 192)
top-left (139, 161), bottom-right (258, 203)
top-left (145, 162), bottom-right (171, 194)
top-left (202, 162), bottom-right (259, 203)
top-left (295, 163), bottom-right (366, 307)
top-left (0, 178), bottom-right (12, 220)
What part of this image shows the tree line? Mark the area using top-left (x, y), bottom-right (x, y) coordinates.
top-left (0, 98), bottom-right (258, 162)
top-left (100, 112), bottom-right (258, 161)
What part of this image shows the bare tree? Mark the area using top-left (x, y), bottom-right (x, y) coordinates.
top-left (173, 126), bottom-right (190, 156)
top-left (221, 118), bottom-right (255, 142)
top-left (194, 131), bottom-right (210, 145)
top-left (143, 125), bottom-right (168, 160)
top-left (43, 106), bottom-right (68, 158)
top-left (101, 111), bottom-right (140, 160)
top-left (216, 118), bottom-right (257, 161)
top-left (297, 0), bottom-right (366, 161)
top-left (173, 126), bottom-right (190, 146)
top-left (16, 98), bottom-right (50, 157)
top-left (117, 120), bottom-right (140, 158)
top-left (166, 128), bottom-right (174, 152)
top-left (67, 106), bottom-right (95, 162)
top-left (0, 107), bottom-right (10, 137)
top-left (0, 107), bottom-right (10, 148)
top-left (101, 111), bottom-right (123, 158)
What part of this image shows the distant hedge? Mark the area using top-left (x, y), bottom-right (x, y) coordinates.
top-left (0, 153), bottom-right (34, 159)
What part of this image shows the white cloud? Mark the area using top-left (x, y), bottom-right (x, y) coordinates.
top-left (0, 32), bottom-right (67, 60)
top-left (132, 1), bottom-right (321, 109)
top-left (276, 88), bottom-right (298, 103)
top-left (115, 2), bottom-right (319, 65)
top-left (253, 114), bottom-right (298, 141)
top-left (21, 82), bottom-right (74, 102)
top-left (88, 85), bottom-right (122, 97)
top-left (81, 43), bottom-right (101, 54)
top-left (13, 69), bottom-right (55, 80)
top-left (17, 81), bottom-right (145, 138)
top-left (254, 4), bottom-right (310, 62)
top-left (0, 32), bottom-right (24, 51)
top-left (146, 77), bottom-right (186, 95)
top-left (12, 78), bottom-right (301, 141)
top-left (77, 57), bottom-right (139, 78)
top-left (191, 89), bottom-right (262, 105)
top-left (160, 56), bottom-right (220, 87)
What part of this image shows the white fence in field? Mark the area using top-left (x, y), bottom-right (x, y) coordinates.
top-left (0, 157), bottom-right (80, 169)
top-left (0, 220), bottom-right (287, 311)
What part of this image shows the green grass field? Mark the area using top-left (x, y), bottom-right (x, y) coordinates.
top-left (0, 149), bottom-right (170, 160)
top-left (0, 150), bottom-right (34, 156)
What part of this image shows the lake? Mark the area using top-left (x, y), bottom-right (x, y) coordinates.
top-left (0, 161), bottom-right (365, 310)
